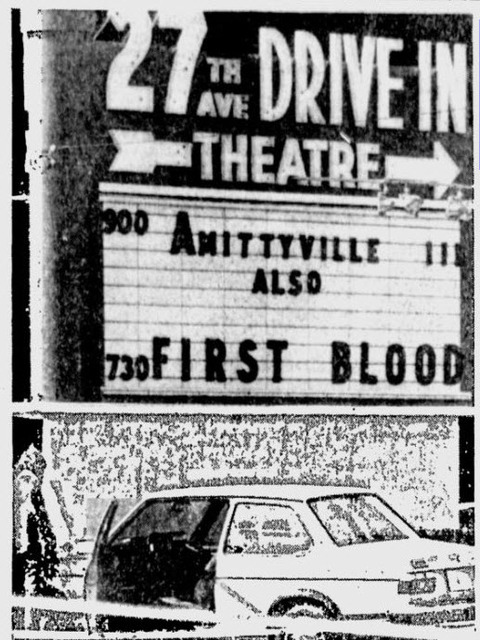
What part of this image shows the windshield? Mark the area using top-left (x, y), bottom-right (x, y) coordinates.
top-left (310, 494), bottom-right (412, 546)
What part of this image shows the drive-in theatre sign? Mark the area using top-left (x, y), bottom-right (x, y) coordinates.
top-left (98, 10), bottom-right (472, 402)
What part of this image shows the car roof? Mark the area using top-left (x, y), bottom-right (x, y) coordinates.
top-left (137, 484), bottom-right (375, 502)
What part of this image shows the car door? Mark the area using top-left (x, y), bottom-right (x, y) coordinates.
top-left (215, 501), bottom-right (315, 613)
top-left (87, 498), bottom-right (212, 605)
top-left (86, 496), bottom-right (230, 609)
top-left (175, 499), bottom-right (230, 609)
top-left (84, 498), bottom-right (120, 601)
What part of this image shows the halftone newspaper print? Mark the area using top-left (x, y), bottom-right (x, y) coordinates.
top-left (11, 4), bottom-right (477, 640)
top-left (11, 414), bottom-right (474, 638)
top-left (17, 5), bottom-right (473, 405)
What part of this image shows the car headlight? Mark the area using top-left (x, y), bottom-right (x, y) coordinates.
top-left (398, 577), bottom-right (436, 595)
top-left (446, 568), bottom-right (474, 592)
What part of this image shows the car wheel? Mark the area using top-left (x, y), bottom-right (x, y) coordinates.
top-left (273, 599), bottom-right (338, 640)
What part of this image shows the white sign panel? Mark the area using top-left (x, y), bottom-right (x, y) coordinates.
top-left (100, 185), bottom-right (468, 402)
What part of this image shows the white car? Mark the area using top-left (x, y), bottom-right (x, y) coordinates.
top-left (85, 485), bottom-right (474, 627)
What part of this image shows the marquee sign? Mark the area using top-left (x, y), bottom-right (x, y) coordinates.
top-left (99, 10), bottom-right (472, 402)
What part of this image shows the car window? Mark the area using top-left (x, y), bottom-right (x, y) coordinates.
top-left (225, 503), bottom-right (312, 555)
top-left (111, 498), bottom-right (211, 543)
top-left (108, 499), bottom-right (139, 534)
top-left (310, 494), bottom-right (410, 546)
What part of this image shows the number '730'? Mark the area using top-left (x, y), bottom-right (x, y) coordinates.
top-left (106, 10), bottom-right (208, 114)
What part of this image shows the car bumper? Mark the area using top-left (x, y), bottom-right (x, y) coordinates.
top-left (346, 601), bottom-right (475, 629)
top-left (389, 604), bottom-right (475, 628)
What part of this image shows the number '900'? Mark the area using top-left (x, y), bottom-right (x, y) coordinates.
top-left (106, 11), bottom-right (208, 114)
top-left (101, 209), bottom-right (149, 235)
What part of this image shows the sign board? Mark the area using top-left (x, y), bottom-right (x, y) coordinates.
top-left (94, 10), bottom-right (472, 402)
top-left (101, 11), bottom-right (472, 191)
top-left (100, 186), bottom-right (468, 401)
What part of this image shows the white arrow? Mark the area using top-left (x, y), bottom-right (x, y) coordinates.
top-left (109, 130), bottom-right (192, 173)
top-left (385, 141), bottom-right (461, 199)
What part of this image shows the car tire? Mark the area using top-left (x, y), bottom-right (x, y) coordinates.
top-left (272, 596), bottom-right (338, 618)
top-left (271, 598), bottom-right (339, 640)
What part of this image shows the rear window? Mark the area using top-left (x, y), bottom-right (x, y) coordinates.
top-left (310, 494), bottom-right (410, 547)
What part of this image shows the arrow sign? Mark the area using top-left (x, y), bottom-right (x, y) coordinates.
top-left (385, 141), bottom-right (461, 199)
top-left (109, 130), bottom-right (192, 173)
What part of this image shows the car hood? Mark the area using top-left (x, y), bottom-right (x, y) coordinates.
top-left (318, 538), bottom-right (474, 580)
